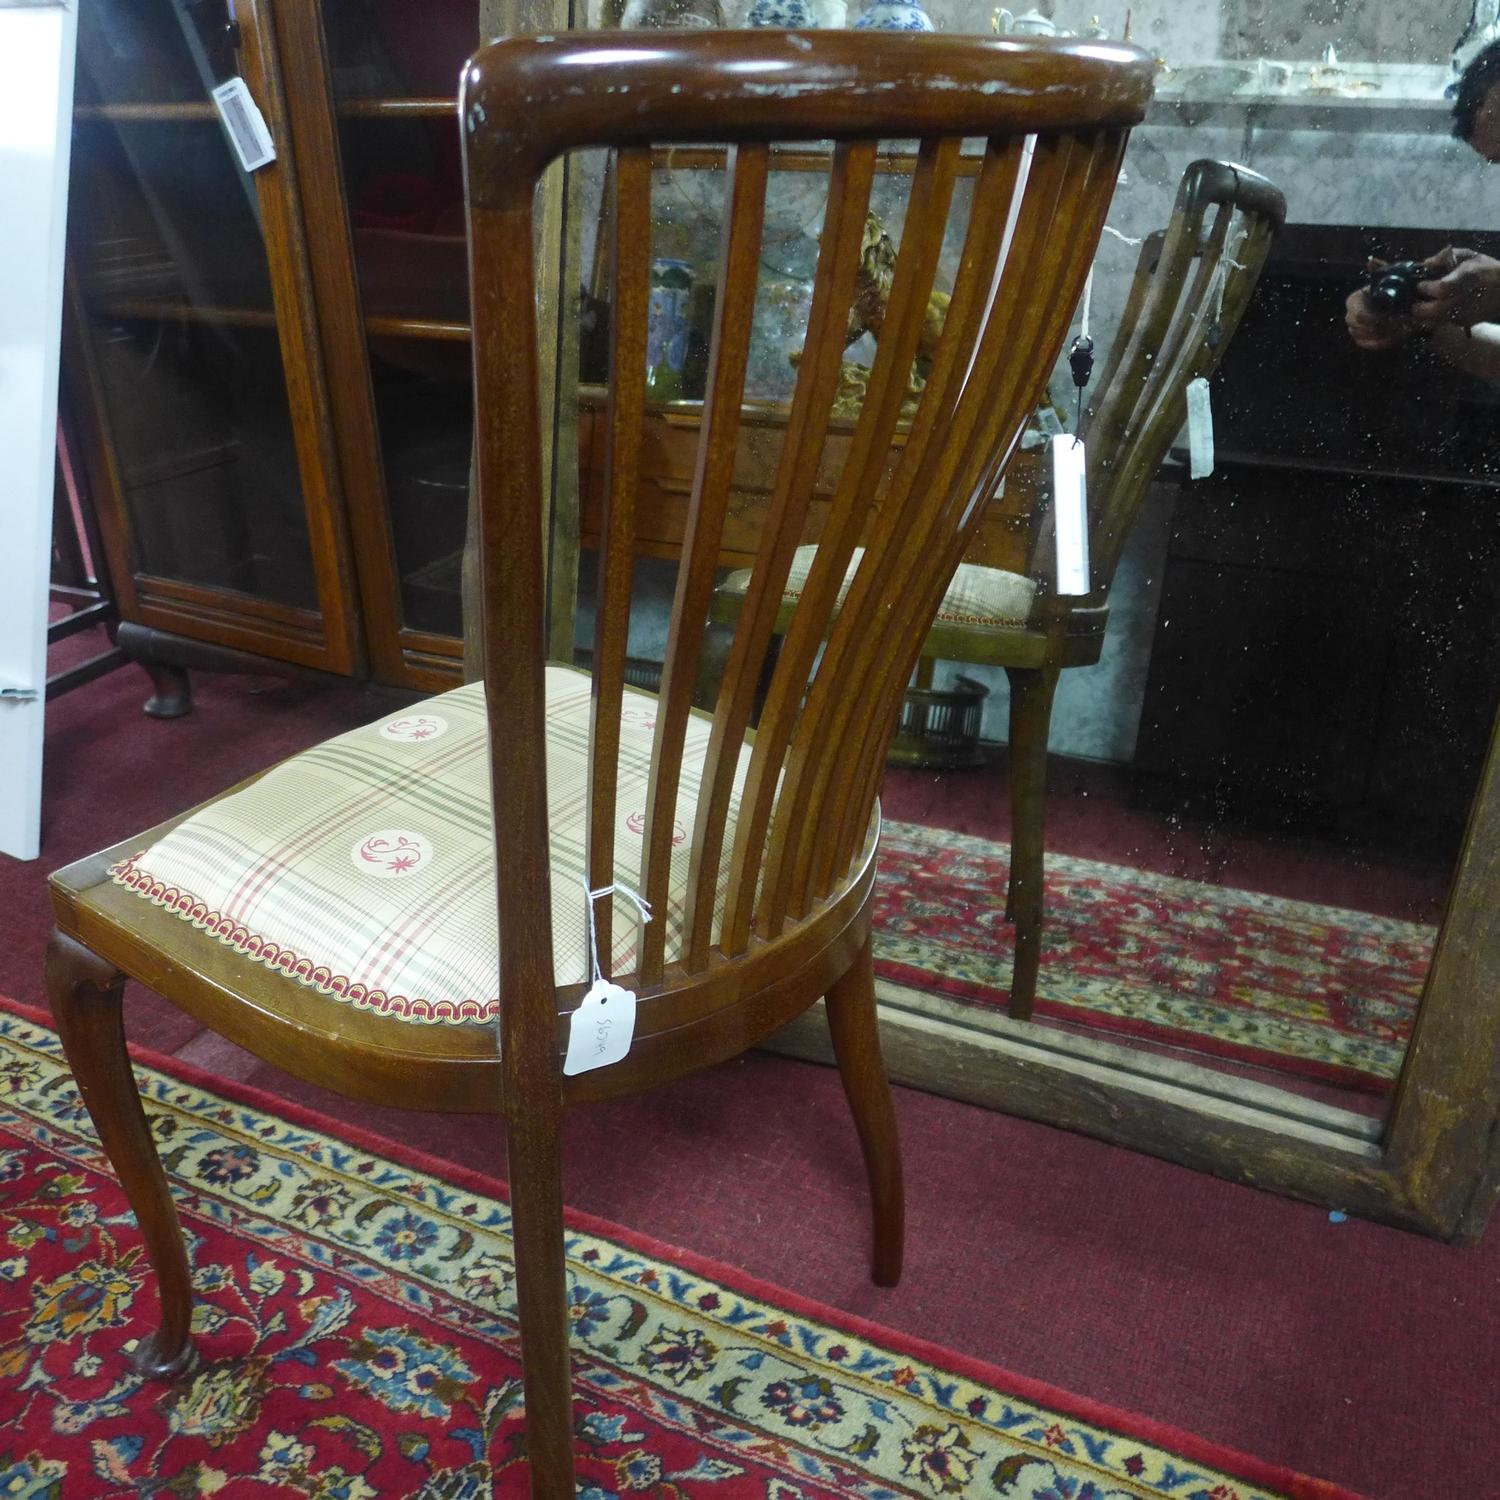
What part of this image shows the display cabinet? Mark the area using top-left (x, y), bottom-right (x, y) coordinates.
top-left (65, 0), bottom-right (365, 702)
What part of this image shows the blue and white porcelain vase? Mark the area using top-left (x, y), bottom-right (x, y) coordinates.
top-left (745, 0), bottom-right (817, 25)
top-left (853, 0), bottom-right (934, 29)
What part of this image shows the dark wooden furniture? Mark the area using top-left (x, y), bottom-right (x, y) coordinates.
top-left (1135, 222), bottom-right (1500, 861)
top-left (46, 31), bottom-right (1150, 1497)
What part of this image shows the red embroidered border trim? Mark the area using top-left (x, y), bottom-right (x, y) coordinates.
top-left (109, 855), bottom-right (500, 1027)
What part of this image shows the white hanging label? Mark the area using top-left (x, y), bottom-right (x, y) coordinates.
top-left (212, 78), bottom-right (276, 173)
top-left (1186, 376), bottom-right (1215, 479)
top-left (563, 980), bottom-right (638, 1076)
top-left (1051, 435), bottom-right (1090, 597)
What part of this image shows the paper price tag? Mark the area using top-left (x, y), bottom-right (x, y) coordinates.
top-left (563, 979), bottom-right (637, 1076)
top-left (1051, 434), bottom-right (1090, 597)
top-left (1186, 376), bottom-right (1215, 479)
top-left (212, 78), bottom-right (276, 173)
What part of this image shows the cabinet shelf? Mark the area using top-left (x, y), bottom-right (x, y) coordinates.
top-left (75, 102), bottom-right (218, 122)
top-left (337, 95), bottom-right (457, 118)
top-left (91, 298), bottom-right (279, 329)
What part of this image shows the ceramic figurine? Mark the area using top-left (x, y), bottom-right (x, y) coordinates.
top-left (854, 0), bottom-right (934, 31)
top-left (745, 0), bottom-right (817, 25)
top-left (620, 0), bottom-right (724, 25)
top-left (992, 7), bottom-right (1060, 36)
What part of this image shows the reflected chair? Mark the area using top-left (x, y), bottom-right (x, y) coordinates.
top-left (713, 158), bottom-right (1285, 1021)
top-left (45, 32), bottom-right (1152, 1498)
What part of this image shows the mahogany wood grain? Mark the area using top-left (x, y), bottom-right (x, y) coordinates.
top-left (45, 931), bottom-right (194, 1380)
top-left (640, 144), bottom-right (768, 984)
top-left (588, 148), bottom-right (653, 967)
top-left (684, 140), bottom-right (878, 970)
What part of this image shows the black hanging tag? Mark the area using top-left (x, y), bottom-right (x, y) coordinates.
top-left (1068, 334), bottom-right (1095, 433)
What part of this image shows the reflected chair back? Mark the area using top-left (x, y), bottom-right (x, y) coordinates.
top-left (1079, 158), bottom-right (1286, 595)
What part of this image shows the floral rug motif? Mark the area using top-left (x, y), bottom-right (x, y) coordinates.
top-left (0, 1002), bottom-right (1357, 1499)
top-left (872, 822), bottom-right (1436, 1094)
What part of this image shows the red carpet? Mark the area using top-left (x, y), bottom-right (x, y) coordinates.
top-left (0, 1000), bottom-right (1358, 1499)
top-left (873, 821), bottom-right (1433, 1094)
top-left (2, 657), bottom-right (1498, 1498)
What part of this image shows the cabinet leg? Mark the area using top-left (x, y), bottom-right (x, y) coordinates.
top-left (141, 662), bottom-right (192, 720)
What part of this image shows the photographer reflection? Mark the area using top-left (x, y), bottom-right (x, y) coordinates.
top-left (1345, 40), bottom-right (1500, 381)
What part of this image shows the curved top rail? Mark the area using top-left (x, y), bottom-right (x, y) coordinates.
top-left (461, 30), bottom-right (1156, 205)
top-left (1177, 157), bottom-right (1287, 230)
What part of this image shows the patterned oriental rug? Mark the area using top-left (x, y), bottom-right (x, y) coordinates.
top-left (0, 1002), bottom-right (1361, 1500)
top-left (872, 822), bottom-right (1436, 1095)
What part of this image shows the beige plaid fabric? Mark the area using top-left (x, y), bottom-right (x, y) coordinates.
top-left (110, 666), bottom-right (759, 1025)
top-left (720, 545), bottom-right (1036, 628)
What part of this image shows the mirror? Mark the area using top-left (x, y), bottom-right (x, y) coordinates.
top-left (554, 0), bottom-right (1500, 1235)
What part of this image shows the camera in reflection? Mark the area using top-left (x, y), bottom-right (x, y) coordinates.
top-left (1365, 260), bottom-right (1428, 316)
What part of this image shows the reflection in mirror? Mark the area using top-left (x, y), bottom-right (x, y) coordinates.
top-left (563, 0), bottom-right (1500, 1137)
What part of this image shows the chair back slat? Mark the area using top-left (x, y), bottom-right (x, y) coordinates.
top-left (716, 137), bottom-right (966, 954)
top-left (770, 133), bottom-right (1121, 923)
top-left (1078, 159), bottom-right (1285, 591)
top-left (681, 140), bottom-right (879, 970)
top-left (462, 32), bottom-right (1154, 1021)
top-left (814, 130), bottom-right (1130, 904)
top-left (586, 146), bottom-right (653, 968)
top-left (638, 144), bottom-right (769, 985)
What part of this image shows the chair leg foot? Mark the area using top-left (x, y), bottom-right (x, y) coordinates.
top-left (505, 1101), bottom-right (576, 1499)
top-left (131, 1329), bottom-right (197, 1381)
top-left (1003, 665), bottom-right (1059, 1024)
top-left (826, 932), bottom-right (904, 1287)
top-left (45, 929), bottom-right (195, 1381)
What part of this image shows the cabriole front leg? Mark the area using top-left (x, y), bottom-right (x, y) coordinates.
top-left (45, 928), bottom-right (195, 1380)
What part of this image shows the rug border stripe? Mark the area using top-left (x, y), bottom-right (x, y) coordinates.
top-left (0, 992), bottom-right (1367, 1500)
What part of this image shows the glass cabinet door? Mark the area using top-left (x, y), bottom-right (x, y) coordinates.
top-left (68, 0), bottom-right (358, 671)
top-left (318, 0), bottom-right (477, 672)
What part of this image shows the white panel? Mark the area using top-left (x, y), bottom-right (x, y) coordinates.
top-left (0, 1), bottom-right (77, 860)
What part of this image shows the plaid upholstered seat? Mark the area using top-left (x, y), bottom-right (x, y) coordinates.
top-left (717, 545), bottom-right (1037, 630)
top-left (110, 666), bottom-right (755, 1026)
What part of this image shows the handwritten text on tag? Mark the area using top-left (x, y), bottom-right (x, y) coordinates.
top-left (563, 979), bottom-right (637, 1076)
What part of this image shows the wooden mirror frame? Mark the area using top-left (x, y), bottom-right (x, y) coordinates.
top-left (764, 707), bottom-right (1500, 1241)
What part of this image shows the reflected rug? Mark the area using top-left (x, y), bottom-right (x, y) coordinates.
top-left (0, 1002), bottom-right (1361, 1500)
top-left (872, 822), bottom-right (1436, 1094)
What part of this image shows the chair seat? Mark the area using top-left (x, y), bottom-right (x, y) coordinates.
top-left (718, 545), bottom-right (1037, 629)
top-left (109, 666), bottom-right (759, 1026)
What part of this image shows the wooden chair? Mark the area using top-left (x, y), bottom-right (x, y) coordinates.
top-left (713, 158), bottom-right (1285, 1021)
top-left (45, 32), bottom-right (1152, 1498)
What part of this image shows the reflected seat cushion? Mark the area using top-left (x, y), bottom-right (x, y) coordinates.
top-left (110, 666), bottom-right (756, 1026)
top-left (718, 545), bottom-right (1037, 629)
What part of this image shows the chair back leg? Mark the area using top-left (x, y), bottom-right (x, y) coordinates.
top-left (825, 928), bottom-right (905, 1286)
top-left (1003, 663), bottom-right (1061, 1021)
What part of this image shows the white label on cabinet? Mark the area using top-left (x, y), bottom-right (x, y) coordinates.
top-left (212, 78), bottom-right (276, 173)
top-left (1052, 434), bottom-right (1090, 597)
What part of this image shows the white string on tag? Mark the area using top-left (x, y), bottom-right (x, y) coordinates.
top-left (563, 879), bottom-right (653, 1077)
top-left (582, 878), bottom-right (652, 985)
top-left (1208, 233), bottom-right (1248, 331)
